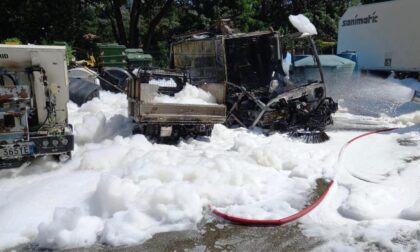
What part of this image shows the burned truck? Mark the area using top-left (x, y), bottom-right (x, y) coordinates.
top-left (99, 62), bottom-right (226, 142)
top-left (170, 30), bottom-right (338, 141)
top-left (0, 45), bottom-right (74, 168)
top-left (126, 68), bottom-right (226, 142)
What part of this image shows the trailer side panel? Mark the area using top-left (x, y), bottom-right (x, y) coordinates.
top-left (337, 0), bottom-right (420, 72)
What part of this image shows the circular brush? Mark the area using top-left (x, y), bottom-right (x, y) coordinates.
top-left (289, 130), bottom-right (330, 144)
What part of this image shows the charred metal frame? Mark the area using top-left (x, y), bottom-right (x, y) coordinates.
top-left (221, 32), bottom-right (330, 130)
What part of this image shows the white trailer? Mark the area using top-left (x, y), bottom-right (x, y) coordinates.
top-left (337, 0), bottom-right (420, 74)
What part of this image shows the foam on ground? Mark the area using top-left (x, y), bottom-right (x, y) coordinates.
top-left (0, 76), bottom-right (420, 250)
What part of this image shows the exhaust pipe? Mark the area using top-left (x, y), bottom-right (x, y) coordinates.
top-left (412, 90), bottom-right (420, 104)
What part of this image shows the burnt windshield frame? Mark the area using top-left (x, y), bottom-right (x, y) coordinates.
top-left (224, 32), bottom-right (280, 90)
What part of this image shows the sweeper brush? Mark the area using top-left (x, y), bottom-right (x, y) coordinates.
top-left (289, 130), bottom-right (330, 144)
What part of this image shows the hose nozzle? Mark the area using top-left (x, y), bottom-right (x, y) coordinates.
top-left (412, 90), bottom-right (420, 104)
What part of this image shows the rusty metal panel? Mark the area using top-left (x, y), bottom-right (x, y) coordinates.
top-left (173, 38), bottom-right (226, 84)
top-left (0, 86), bottom-right (31, 144)
top-left (137, 114), bottom-right (226, 124)
top-left (140, 103), bottom-right (225, 116)
top-left (136, 103), bottom-right (226, 124)
top-left (198, 83), bottom-right (226, 104)
top-left (173, 40), bottom-right (216, 67)
top-left (0, 86), bottom-right (30, 102)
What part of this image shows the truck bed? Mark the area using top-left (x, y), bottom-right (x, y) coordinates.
top-left (130, 101), bottom-right (226, 124)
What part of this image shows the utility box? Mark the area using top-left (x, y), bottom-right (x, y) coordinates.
top-left (97, 43), bottom-right (127, 68)
top-left (337, 0), bottom-right (420, 73)
top-left (125, 48), bottom-right (153, 69)
top-left (0, 45), bottom-right (74, 168)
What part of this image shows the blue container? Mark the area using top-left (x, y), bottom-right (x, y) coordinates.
top-left (337, 51), bottom-right (358, 72)
top-left (294, 55), bottom-right (356, 85)
top-left (294, 55), bottom-right (311, 62)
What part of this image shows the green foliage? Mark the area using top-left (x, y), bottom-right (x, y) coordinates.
top-left (361, 0), bottom-right (392, 4)
top-left (317, 41), bottom-right (338, 54)
top-left (2, 0), bottom-right (360, 64)
top-left (1, 38), bottom-right (22, 44)
top-left (66, 45), bottom-right (75, 66)
top-left (53, 41), bottom-right (75, 65)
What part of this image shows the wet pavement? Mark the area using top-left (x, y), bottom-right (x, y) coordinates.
top-left (12, 221), bottom-right (322, 252)
top-left (10, 180), bottom-right (330, 252)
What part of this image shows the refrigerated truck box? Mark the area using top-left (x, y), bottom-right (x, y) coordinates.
top-left (337, 0), bottom-right (420, 73)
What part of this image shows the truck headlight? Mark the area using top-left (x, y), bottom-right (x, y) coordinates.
top-left (269, 79), bottom-right (279, 93)
top-left (61, 138), bottom-right (68, 145)
top-left (42, 140), bottom-right (49, 147)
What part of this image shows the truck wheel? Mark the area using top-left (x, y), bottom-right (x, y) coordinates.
top-left (204, 125), bottom-right (214, 136)
top-left (132, 125), bottom-right (142, 135)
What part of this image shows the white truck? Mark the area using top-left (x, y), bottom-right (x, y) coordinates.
top-left (0, 45), bottom-right (74, 168)
top-left (337, 0), bottom-right (420, 76)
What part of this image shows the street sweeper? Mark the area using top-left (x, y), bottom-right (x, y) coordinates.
top-left (100, 14), bottom-right (338, 143)
top-left (168, 15), bottom-right (338, 142)
top-left (0, 45), bottom-right (74, 168)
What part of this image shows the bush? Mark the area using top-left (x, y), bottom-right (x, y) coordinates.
top-left (2, 37), bottom-right (22, 45)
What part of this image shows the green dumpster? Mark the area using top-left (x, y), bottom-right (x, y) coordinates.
top-left (97, 43), bottom-right (127, 69)
top-left (125, 48), bottom-right (153, 69)
top-left (97, 43), bottom-right (126, 56)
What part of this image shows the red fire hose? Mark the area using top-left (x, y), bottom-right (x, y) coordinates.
top-left (339, 127), bottom-right (397, 183)
top-left (210, 180), bottom-right (334, 225)
top-left (346, 128), bottom-right (396, 144)
top-left (210, 128), bottom-right (396, 225)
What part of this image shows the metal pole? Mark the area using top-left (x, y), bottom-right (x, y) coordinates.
top-left (309, 36), bottom-right (325, 84)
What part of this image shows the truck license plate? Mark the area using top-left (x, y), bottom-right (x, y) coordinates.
top-left (0, 144), bottom-right (33, 159)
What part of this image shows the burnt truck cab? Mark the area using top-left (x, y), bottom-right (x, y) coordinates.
top-left (170, 30), bottom-right (337, 136)
top-left (0, 45), bottom-right (74, 168)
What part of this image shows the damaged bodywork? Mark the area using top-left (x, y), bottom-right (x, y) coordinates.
top-left (0, 45), bottom-right (74, 168)
top-left (127, 68), bottom-right (226, 141)
top-left (170, 30), bottom-right (338, 138)
top-left (101, 28), bottom-right (337, 142)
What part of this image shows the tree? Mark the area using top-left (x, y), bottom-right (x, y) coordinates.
top-left (361, 0), bottom-right (392, 4)
top-left (142, 0), bottom-right (175, 50)
top-left (89, 0), bottom-right (175, 48)
top-left (0, 0), bottom-right (367, 65)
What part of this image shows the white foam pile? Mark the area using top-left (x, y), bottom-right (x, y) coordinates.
top-left (302, 126), bottom-right (420, 251)
top-left (67, 92), bottom-right (132, 144)
top-left (331, 75), bottom-right (420, 129)
top-left (152, 83), bottom-right (217, 104)
top-left (289, 14), bottom-right (318, 36)
top-left (149, 78), bottom-right (177, 88)
top-left (0, 76), bottom-right (419, 250)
